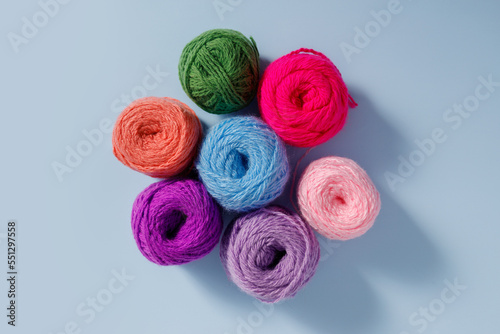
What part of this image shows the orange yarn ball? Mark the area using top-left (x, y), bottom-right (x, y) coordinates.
top-left (112, 97), bottom-right (202, 178)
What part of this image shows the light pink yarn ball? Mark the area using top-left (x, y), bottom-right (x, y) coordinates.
top-left (297, 156), bottom-right (381, 240)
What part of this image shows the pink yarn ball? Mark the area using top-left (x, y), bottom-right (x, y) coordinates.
top-left (258, 48), bottom-right (357, 148)
top-left (297, 156), bottom-right (381, 240)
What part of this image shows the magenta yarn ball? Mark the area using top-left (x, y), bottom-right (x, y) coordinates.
top-left (258, 48), bottom-right (357, 148)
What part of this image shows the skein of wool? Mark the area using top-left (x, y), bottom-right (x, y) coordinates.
top-left (220, 206), bottom-right (320, 303)
top-left (258, 48), bottom-right (357, 147)
top-left (297, 156), bottom-right (381, 240)
top-left (178, 29), bottom-right (260, 114)
top-left (112, 97), bottom-right (202, 178)
top-left (196, 116), bottom-right (289, 212)
top-left (132, 179), bottom-right (222, 265)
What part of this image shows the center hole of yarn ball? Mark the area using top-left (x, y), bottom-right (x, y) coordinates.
top-left (327, 186), bottom-right (347, 207)
top-left (137, 123), bottom-right (161, 148)
top-left (227, 149), bottom-right (249, 179)
top-left (138, 123), bottom-right (161, 137)
top-left (162, 210), bottom-right (188, 240)
top-left (257, 245), bottom-right (287, 271)
top-left (291, 88), bottom-right (308, 108)
top-left (333, 195), bottom-right (346, 205)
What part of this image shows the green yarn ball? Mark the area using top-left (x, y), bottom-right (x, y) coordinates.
top-left (179, 29), bottom-right (260, 114)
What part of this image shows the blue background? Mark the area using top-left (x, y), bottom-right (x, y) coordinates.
top-left (1, 0), bottom-right (499, 333)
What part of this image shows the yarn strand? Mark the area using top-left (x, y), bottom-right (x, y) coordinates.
top-left (289, 147), bottom-right (314, 213)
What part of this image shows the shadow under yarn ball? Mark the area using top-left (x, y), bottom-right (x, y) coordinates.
top-left (220, 206), bottom-right (320, 303)
top-left (178, 29), bottom-right (260, 114)
top-left (196, 116), bottom-right (289, 212)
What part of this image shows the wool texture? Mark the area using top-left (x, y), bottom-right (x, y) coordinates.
top-left (297, 156), bottom-right (381, 240)
top-left (112, 97), bottom-right (202, 178)
top-left (196, 116), bottom-right (289, 212)
top-left (132, 179), bottom-right (222, 265)
top-left (178, 28), bottom-right (260, 114)
top-left (258, 48), bottom-right (357, 147)
top-left (220, 206), bottom-right (320, 303)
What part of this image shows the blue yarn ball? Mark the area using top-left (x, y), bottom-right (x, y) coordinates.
top-left (197, 116), bottom-right (289, 212)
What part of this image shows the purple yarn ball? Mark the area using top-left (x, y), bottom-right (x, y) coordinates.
top-left (132, 179), bottom-right (222, 265)
top-left (220, 206), bottom-right (320, 303)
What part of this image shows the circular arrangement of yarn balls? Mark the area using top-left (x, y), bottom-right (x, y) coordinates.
top-left (178, 29), bottom-right (260, 114)
top-left (220, 206), bottom-right (320, 303)
top-left (258, 48), bottom-right (357, 147)
top-left (196, 116), bottom-right (289, 212)
top-left (132, 179), bottom-right (222, 266)
top-left (112, 97), bottom-right (202, 178)
top-left (297, 156), bottom-right (381, 240)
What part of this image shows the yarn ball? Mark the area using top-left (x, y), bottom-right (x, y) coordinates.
top-left (131, 179), bottom-right (222, 265)
top-left (220, 206), bottom-right (320, 303)
top-left (178, 29), bottom-right (260, 114)
top-left (297, 156), bottom-right (381, 240)
top-left (196, 116), bottom-right (289, 212)
top-left (112, 97), bottom-right (202, 178)
top-left (258, 48), bottom-right (357, 147)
